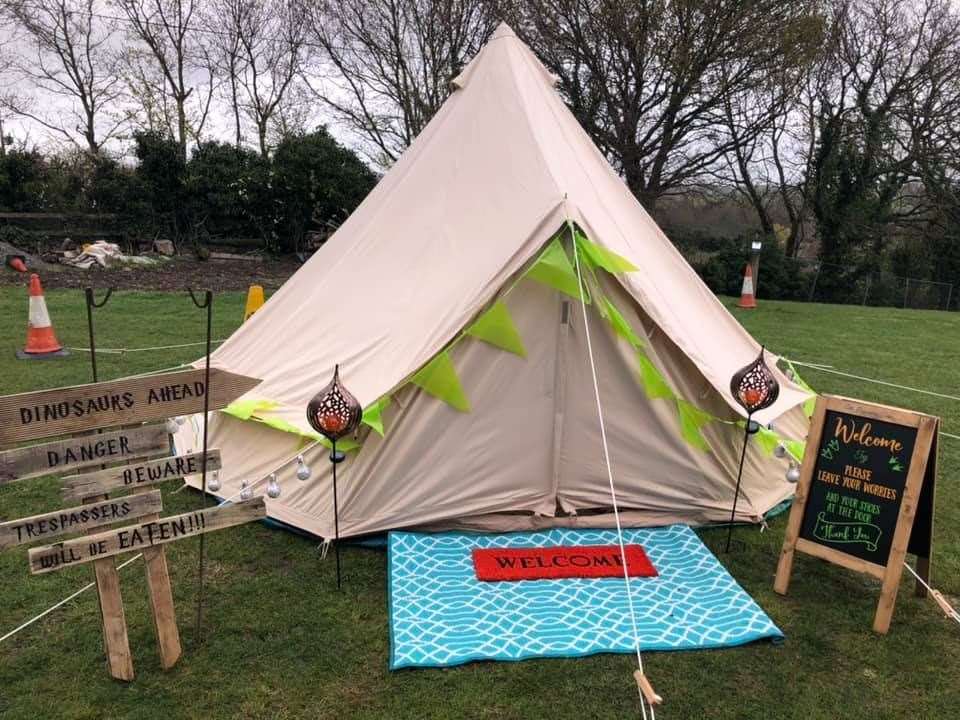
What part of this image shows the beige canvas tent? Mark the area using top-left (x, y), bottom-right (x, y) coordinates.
top-left (174, 23), bottom-right (811, 539)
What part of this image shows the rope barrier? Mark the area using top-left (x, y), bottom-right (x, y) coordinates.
top-left (569, 221), bottom-right (656, 718)
top-left (902, 562), bottom-right (960, 625)
top-left (787, 359), bottom-right (960, 403)
top-left (67, 340), bottom-right (227, 355)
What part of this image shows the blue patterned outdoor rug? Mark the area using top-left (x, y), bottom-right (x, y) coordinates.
top-left (388, 525), bottom-right (782, 669)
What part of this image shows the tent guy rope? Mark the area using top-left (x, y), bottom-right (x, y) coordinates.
top-left (569, 221), bottom-right (659, 718)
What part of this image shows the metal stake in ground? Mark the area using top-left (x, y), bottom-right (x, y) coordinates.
top-left (187, 289), bottom-right (214, 643)
top-left (725, 347), bottom-right (780, 553)
top-left (306, 365), bottom-right (362, 590)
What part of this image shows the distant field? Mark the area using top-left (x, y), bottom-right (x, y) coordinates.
top-left (0, 289), bottom-right (957, 719)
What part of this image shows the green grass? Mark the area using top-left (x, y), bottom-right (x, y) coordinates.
top-left (0, 290), bottom-right (957, 719)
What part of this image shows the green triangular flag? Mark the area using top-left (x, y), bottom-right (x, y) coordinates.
top-left (754, 426), bottom-right (781, 456)
top-left (603, 297), bottom-right (644, 348)
top-left (783, 359), bottom-right (817, 418)
top-left (223, 397), bottom-right (280, 421)
top-left (677, 398), bottom-right (713, 452)
top-left (526, 237), bottom-right (588, 302)
top-left (466, 300), bottom-right (527, 357)
top-left (636, 352), bottom-right (675, 400)
top-left (361, 396), bottom-right (391, 436)
top-left (785, 439), bottom-right (806, 461)
top-left (575, 231), bottom-right (638, 274)
top-left (411, 351), bottom-right (470, 412)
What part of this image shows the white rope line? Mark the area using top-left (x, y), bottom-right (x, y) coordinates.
top-left (0, 552), bottom-right (145, 644)
top-left (788, 359), bottom-right (960, 403)
top-left (569, 222), bottom-right (653, 720)
top-left (901, 562), bottom-right (960, 625)
top-left (67, 340), bottom-right (227, 355)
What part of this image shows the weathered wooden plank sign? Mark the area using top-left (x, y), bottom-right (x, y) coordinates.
top-left (62, 450), bottom-right (222, 503)
top-left (774, 395), bottom-right (938, 634)
top-left (0, 368), bottom-right (260, 445)
top-left (0, 490), bottom-right (163, 550)
top-left (0, 424), bottom-right (169, 484)
top-left (29, 497), bottom-right (267, 574)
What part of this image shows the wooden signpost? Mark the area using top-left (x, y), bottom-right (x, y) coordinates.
top-left (62, 450), bottom-right (222, 503)
top-left (29, 498), bottom-right (266, 574)
top-left (774, 394), bottom-right (938, 634)
top-left (0, 368), bottom-right (262, 680)
top-left (0, 424), bottom-right (169, 484)
top-left (0, 368), bottom-right (260, 445)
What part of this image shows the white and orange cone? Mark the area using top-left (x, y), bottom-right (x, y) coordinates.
top-left (736, 263), bottom-right (757, 309)
top-left (17, 274), bottom-right (69, 359)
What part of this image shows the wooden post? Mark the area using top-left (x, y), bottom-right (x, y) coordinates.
top-left (84, 493), bottom-right (135, 682)
top-left (774, 400), bottom-right (828, 595)
top-left (134, 486), bottom-right (182, 670)
top-left (873, 416), bottom-right (937, 634)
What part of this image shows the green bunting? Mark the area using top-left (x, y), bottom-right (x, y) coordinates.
top-left (361, 395), bottom-right (391, 436)
top-left (602, 297), bottom-right (644, 348)
top-left (526, 237), bottom-right (588, 302)
top-left (636, 352), bottom-right (675, 400)
top-left (676, 399), bottom-right (713, 452)
top-left (754, 425), bottom-right (781, 456)
top-left (411, 351), bottom-right (471, 412)
top-left (574, 231), bottom-right (638, 274)
top-left (466, 300), bottom-right (527, 357)
top-left (784, 360), bottom-right (817, 418)
top-left (222, 397), bottom-right (280, 421)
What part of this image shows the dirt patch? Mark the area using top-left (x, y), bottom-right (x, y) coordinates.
top-left (0, 255), bottom-right (301, 292)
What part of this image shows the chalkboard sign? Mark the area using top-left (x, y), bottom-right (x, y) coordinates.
top-left (774, 395), bottom-right (938, 635)
top-left (798, 410), bottom-right (918, 566)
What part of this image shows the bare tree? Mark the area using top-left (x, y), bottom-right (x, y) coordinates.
top-left (114, 0), bottom-right (216, 159)
top-left (805, 0), bottom-right (960, 269)
top-left (499, 0), bottom-right (823, 212)
top-left (209, 0), bottom-right (245, 147)
top-left (307, 0), bottom-right (496, 165)
top-left (2, 0), bottom-right (124, 154)
top-left (226, 0), bottom-right (311, 156)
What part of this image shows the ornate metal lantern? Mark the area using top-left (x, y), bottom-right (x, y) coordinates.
top-left (305, 364), bottom-right (361, 589)
top-left (306, 364), bottom-right (362, 443)
top-left (725, 347), bottom-right (781, 553)
top-left (730, 347), bottom-right (779, 415)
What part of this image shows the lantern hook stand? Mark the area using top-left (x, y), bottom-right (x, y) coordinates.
top-left (187, 289), bottom-right (214, 644)
top-left (725, 415), bottom-right (760, 553)
top-left (84, 287), bottom-right (113, 383)
top-left (330, 440), bottom-right (345, 590)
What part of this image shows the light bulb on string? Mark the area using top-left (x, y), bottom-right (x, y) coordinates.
top-left (774, 443), bottom-right (787, 459)
top-left (240, 480), bottom-right (253, 501)
top-left (266, 473), bottom-right (281, 499)
top-left (296, 455), bottom-right (311, 481)
top-left (165, 418), bottom-right (179, 435)
top-left (786, 462), bottom-right (801, 484)
top-left (207, 470), bottom-right (221, 493)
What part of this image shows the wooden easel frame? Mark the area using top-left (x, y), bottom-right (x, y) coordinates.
top-left (774, 394), bottom-right (937, 634)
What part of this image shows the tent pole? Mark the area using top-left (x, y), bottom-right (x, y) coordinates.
top-left (725, 412), bottom-right (754, 553)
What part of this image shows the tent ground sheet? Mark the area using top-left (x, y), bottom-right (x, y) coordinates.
top-left (388, 525), bottom-right (782, 669)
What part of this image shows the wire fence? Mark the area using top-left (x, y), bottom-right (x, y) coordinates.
top-left (781, 258), bottom-right (954, 311)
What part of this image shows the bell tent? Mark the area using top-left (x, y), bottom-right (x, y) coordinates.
top-left (174, 23), bottom-right (811, 539)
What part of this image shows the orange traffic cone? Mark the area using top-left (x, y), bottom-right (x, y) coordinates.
top-left (6, 254), bottom-right (27, 272)
top-left (736, 264), bottom-right (757, 309)
top-left (17, 274), bottom-right (69, 359)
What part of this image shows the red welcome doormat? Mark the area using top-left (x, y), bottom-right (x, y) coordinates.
top-left (472, 544), bottom-right (658, 581)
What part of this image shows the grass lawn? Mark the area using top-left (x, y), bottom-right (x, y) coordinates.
top-left (0, 287), bottom-right (957, 719)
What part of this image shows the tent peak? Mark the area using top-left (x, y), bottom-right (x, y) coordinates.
top-left (491, 21), bottom-right (518, 40)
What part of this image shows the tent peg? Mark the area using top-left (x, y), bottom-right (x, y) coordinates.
top-left (633, 670), bottom-right (663, 706)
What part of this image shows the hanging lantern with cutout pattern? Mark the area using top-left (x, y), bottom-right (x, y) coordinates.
top-left (306, 364), bottom-right (362, 441)
top-left (730, 347), bottom-right (780, 415)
